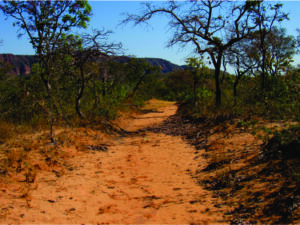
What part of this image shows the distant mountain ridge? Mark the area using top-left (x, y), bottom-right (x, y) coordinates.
top-left (0, 53), bottom-right (185, 76)
top-left (0, 54), bottom-right (37, 76)
top-left (141, 58), bottom-right (185, 73)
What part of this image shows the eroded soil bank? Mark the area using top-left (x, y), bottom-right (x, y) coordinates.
top-left (0, 100), bottom-right (226, 224)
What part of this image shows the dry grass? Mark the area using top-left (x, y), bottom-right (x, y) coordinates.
top-left (0, 122), bottom-right (15, 144)
top-left (0, 123), bottom-right (109, 210)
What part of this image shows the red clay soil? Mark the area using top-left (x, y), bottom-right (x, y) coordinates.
top-left (146, 108), bottom-right (300, 224)
top-left (0, 100), bottom-right (226, 224)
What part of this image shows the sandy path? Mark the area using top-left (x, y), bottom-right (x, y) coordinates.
top-left (0, 102), bottom-right (225, 224)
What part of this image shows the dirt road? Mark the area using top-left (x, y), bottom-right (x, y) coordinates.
top-left (0, 100), bottom-right (225, 224)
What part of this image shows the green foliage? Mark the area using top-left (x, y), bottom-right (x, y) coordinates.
top-left (1, 0), bottom-right (92, 121)
top-left (0, 61), bottom-right (12, 77)
top-left (238, 68), bottom-right (300, 121)
top-left (153, 59), bottom-right (213, 104)
top-left (0, 64), bottom-right (47, 126)
top-left (237, 119), bottom-right (259, 129)
top-left (0, 56), bottom-right (165, 129)
top-left (173, 62), bottom-right (299, 123)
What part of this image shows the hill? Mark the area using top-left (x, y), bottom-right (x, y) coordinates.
top-left (0, 54), bottom-right (185, 76)
top-left (142, 57), bottom-right (185, 73)
top-left (0, 54), bottom-right (37, 76)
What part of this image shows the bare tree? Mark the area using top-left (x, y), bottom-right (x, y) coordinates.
top-left (226, 39), bottom-right (257, 104)
top-left (55, 30), bottom-right (122, 119)
top-left (75, 30), bottom-right (122, 119)
top-left (123, 0), bottom-right (260, 107)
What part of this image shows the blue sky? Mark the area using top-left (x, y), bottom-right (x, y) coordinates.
top-left (0, 1), bottom-right (299, 66)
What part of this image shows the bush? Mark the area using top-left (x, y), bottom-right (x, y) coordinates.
top-left (261, 125), bottom-right (300, 160)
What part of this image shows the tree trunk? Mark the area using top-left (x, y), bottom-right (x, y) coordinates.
top-left (233, 75), bottom-right (241, 105)
top-left (130, 69), bottom-right (150, 97)
top-left (92, 79), bottom-right (99, 110)
top-left (220, 55), bottom-right (227, 85)
top-left (261, 48), bottom-right (267, 90)
top-left (75, 66), bottom-right (85, 119)
top-left (41, 69), bottom-right (59, 142)
top-left (101, 66), bottom-right (108, 97)
top-left (214, 56), bottom-right (222, 108)
top-left (193, 70), bottom-right (198, 97)
top-left (259, 18), bottom-right (267, 91)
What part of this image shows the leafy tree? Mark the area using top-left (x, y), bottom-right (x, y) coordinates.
top-left (0, 1), bottom-right (91, 95)
top-left (165, 69), bottom-right (194, 101)
top-left (124, 58), bottom-right (160, 98)
top-left (265, 28), bottom-right (295, 77)
top-left (185, 57), bottom-right (210, 98)
top-left (0, 62), bottom-right (11, 79)
top-left (0, 0), bottom-right (92, 141)
top-left (245, 27), bottom-right (295, 91)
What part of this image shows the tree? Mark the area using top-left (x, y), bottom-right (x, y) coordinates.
top-left (225, 38), bottom-right (257, 103)
top-left (185, 57), bottom-right (210, 98)
top-left (0, 0), bottom-right (91, 142)
top-left (251, 2), bottom-right (288, 90)
top-left (54, 30), bottom-right (122, 119)
top-left (1, 1), bottom-right (91, 95)
top-left (0, 39), bottom-right (11, 77)
top-left (123, 0), bottom-right (261, 107)
top-left (265, 28), bottom-right (295, 77)
top-left (125, 58), bottom-right (159, 98)
top-left (246, 27), bottom-right (295, 85)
